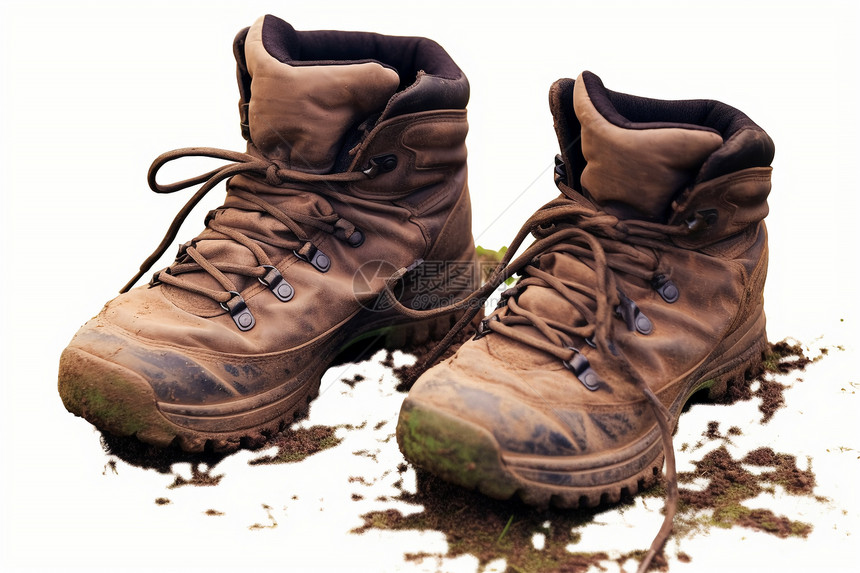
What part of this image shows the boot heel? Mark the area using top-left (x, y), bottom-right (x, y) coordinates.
top-left (694, 305), bottom-right (768, 400)
top-left (335, 302), bottom-right (483, 364)
top-left (705, 335), bottom-right (768, 400)
top-left (337, 246), bottom-right (484, 360)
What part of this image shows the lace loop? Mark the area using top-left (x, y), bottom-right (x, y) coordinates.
top-left (121, 146), bottom-right (371, 295)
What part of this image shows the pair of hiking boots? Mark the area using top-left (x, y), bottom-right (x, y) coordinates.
top-left (58, 14), bottom-right (774, 570)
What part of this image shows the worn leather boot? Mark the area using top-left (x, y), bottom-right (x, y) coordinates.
top-left (397, 71), bottom-right (773, 566)
top-left (58, 15), bottom-right (476, 452)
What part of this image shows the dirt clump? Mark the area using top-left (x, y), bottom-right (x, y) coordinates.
top-left (713, 339), bottom-right (820, 422)
top-left (704, 421), bottom-right (721, 440)
top-left (249, 425), bottom-right (342, 465)
top-left (742, 447), bottom-right (816, 496)
top-left (364, 339), bottom-right (827, 570)
top-left (353, 469), bottom-right (611, 572)
top-left (673, 441), bottom-right (815, 539)
top-left (342, 373), bottom-right (366, 388)
top-left (764, 340), bottom-right (813, 373)
top-left (168, 463), bottom-right (224, 488)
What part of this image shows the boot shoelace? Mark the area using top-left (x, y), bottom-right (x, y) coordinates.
top-left (123, 144), bottom-right (700, 569)
top-left (383, 187), bottom-right (712, 573)
top-left (122, 146), bottom-right (389, 330)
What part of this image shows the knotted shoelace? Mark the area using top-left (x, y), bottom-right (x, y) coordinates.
top-left (122, 147), bottom-right (381, 330)
top-left (383, 187), bottom-right (709, 573)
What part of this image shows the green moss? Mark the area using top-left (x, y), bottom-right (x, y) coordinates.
top-left (354, 338), bottom-right (823, 569)
top-left (475, 245), bottom-right (508, 262)
top-left (640, 481), bottom-right (666, 499)
top-left (60, 371), bottom-right (173, 438)
top-left (272, 451), bottom-right (312, 463)
top-left (475, 245), bottom-right (514, 285)
top-left (790, 520), bottom-right (814, 536)
top-left (676, 445), bottom-right (815, 540)
top-left (712, 503), bottom-right (751, 527)
top-left (396, 404), bottom-right (519, 498)
top-left (761, 351), bottom-right (782, 373)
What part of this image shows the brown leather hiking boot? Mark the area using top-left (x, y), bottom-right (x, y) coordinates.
top-left (396, 71), bottom-right (773, 568)
top-left (58, 15), bottom-right (477, 452)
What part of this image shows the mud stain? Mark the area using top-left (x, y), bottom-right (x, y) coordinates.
top-left (249, 425), bottom-right (343, 465)
top-left (668, 436), bottom-right (817, 539)
top-left (342, 373), bottom-right (366, 389)
top-left (100, 336), bottom-right (836, 571)
top-left (248, 503), bottom-right (277, 530)
top-left (355, 339), bottom-right (832, 571)
top-left (353, 469), bottom-right (617, 573)
top-left (718, 338), bottom-right (822, 422)
top-left (168, 463), bottom-right (224, 488)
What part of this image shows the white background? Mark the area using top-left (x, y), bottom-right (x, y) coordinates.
top-left (1, 1), bottom-right (858, 572)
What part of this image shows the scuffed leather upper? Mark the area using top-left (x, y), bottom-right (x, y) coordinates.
top-left (65, 16), bottom-right (473, 404)
top-left (406, 71), bottom-right (773, 459)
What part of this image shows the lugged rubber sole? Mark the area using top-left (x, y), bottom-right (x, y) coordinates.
top-left (60, 229), bottom-right (482, 453)
top-left (396, 319), bottom-right (769, 509)
top-left (58, 308), bottom-right (468, 453)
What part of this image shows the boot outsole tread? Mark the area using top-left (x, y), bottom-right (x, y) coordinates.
top-left (396, 337), bottom-right (767, 510)
top-left (59, 310), bottom-right (465, 453)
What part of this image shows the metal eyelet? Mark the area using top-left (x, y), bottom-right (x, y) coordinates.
top-left (615, 290), bottom-right (653, 335)
top-left (333, 218), bottom-right (365, 248)
top-left (362, 154), bottom-right (398, 177)
top-left (473, 314), bottom-right (500, 340)
top-left (258, 265), bottom-right (294, 302)
top-left (346, 229), bottom-right (365, 247)
top-left (685, 208), bottom-right (719, 232)
top-left (294, 243), bottom-right (331, 273)
top-left (220, 291), bottom-right (255, 331)
top-left (563, 347), bottom-right (603, 391)
top-left (652, 274), bottom-right (680, 303)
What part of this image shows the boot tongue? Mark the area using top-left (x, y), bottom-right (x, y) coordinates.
top-left (574, 72), bottom-right (723, 221)
top-left (244, 15), bottom-right (400, 173)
